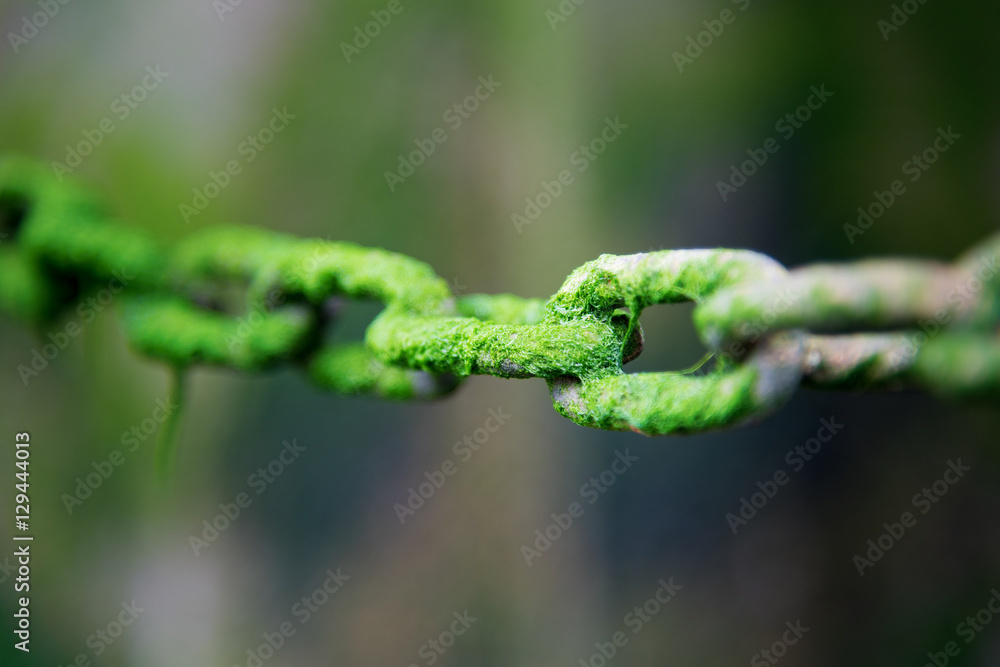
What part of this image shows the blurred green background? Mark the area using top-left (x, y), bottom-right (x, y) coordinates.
top-left (1, 0), bottom-right (999, 665)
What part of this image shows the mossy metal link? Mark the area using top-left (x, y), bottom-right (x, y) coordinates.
top-left (1, 156), bottom-right (997, 436)
top-left (542, 251), bottom-right (806, 434)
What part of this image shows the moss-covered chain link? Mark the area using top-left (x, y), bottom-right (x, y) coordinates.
top-left (1, 156), bottom-right (998, 437)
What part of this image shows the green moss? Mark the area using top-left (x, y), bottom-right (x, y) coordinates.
top-left (2, 155), bottom-right (998, 437)
top-left (549, 331), bottom-right (805, 435)
top-left (455, 293), bottom-right (547, 325)
top-left (121, 295), bottom-right (314, 370)
top-left (308, 342), bottom-right (459, 400)
top-left (911, 334), bottom-right (1000, 398)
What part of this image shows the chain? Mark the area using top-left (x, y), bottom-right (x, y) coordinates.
top-left (2, 156), bottom-right (998, 438)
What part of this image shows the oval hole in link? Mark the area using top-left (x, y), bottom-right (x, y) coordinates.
top-left (0, 190), bottom-right (29, 239)
top-left (321, 298), bottom-right (384, 346)
top-left (620, 302), bottom-right (712, 374)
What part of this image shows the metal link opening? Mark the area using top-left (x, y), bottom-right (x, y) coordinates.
top-left (619, 302), bottom-right (711, 374)
top-left (0, 190), bottom-right (29, 240)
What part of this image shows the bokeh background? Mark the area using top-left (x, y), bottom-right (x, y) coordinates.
top-left (2, 1), bottom-right (999, 665)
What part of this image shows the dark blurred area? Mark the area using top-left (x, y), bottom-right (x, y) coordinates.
top-left (1, 1), bottom-right (999, 665)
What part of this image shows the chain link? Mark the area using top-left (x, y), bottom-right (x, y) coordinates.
top-left (1, 156), bottom-right (998, 435)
